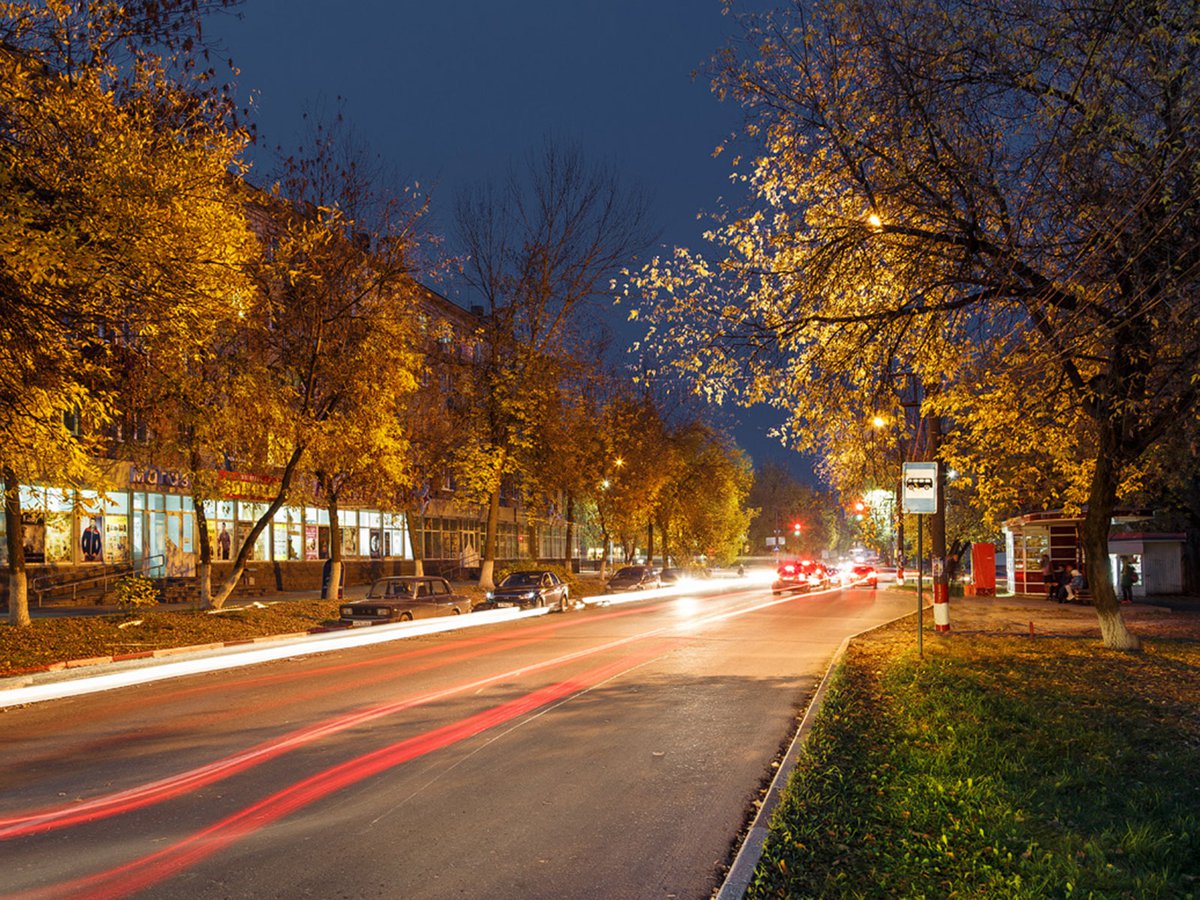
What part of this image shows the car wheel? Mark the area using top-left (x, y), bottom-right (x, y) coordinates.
top-left (451, 608), bottom-right (462, 615)
top-left (399, 612), bottom-right (414, 622)
top-left (560, 590), bottom-right (569, 612)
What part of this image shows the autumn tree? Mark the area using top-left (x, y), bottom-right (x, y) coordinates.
top-left (654, 421), bottom-right (754, 567)
top-left (0, 0), bottom-right (253, 625)
top-left (746, 464), bottom-right (837, 559)
top-left (454, 140), bottom-right (656, 589)
top-left (635, 0), bottom-right (1200, 649)
top-left (277, 116), bottom-right (428, 599)
top-left (194, 119), bottom-right (425, 608)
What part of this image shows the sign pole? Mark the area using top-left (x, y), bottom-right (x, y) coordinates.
top-left (903, 461), bottom-right (937, 660)
top-left (917, 513), bottom-right (923, 658)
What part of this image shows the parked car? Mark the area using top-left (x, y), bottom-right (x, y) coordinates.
top-left (339, 576), bottom-right (471, 625)
top-left (605, 565), bottom-right (661, 593)
top-left (850, 564), bottom-right (879, 588)
top-left (476, 570), bottom-right (570, 612)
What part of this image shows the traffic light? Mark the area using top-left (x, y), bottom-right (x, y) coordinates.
top-left (792, 521), bottom-right (802, 537)
top-left (853, 500), bottom-right (866, 521)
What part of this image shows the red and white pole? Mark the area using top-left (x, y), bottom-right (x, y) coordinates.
top-left (933, 582), bottom-right (951, 632)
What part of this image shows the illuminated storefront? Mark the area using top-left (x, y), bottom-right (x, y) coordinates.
top-left (1, 461), bottom-right (564, 577)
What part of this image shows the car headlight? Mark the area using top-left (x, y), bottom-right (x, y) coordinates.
top-left (340, 607), bottom-right (353, 617)
top-left (485, 591), bottom-right (494, 601)
top-left (520, 591), bottom-right (536, 600)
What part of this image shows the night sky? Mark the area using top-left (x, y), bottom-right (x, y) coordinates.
top-left (210, 0), bottom-right (812, 481)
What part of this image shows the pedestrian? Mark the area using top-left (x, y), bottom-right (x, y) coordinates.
top-left (1067, 566), bottom-right (1084, 602)
top-left (1120, 559), bottom-right (1137, 604)
top-left (1052, 563), bottom-right (1070, 603)
top-left (1039, 552), bottom-right (1053, 600)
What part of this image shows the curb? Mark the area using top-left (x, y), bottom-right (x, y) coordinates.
top-left (716, 608), bottom-right (917, 899)
top-left (0, 626), bottom-right (340, 686)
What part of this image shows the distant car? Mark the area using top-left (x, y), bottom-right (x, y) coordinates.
top-left (773, 560), bottom-right (810, 595)
top-left (773, 560), bottom-right (829, 595)
top-left (339, 576), bottom-right (471, 625)
top-left (605, 565), bottom-right (661, 593)
top-left (850, 564), bottom-right (878, 588)
top-left (477, 570), bottom-right (570, 612)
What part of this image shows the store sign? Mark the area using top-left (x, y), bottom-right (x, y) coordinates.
top-left (902, 462), bottom-right (939, 514)
top-left (218, 470), bottom-right (281, 502)
top-left (128, 464), bottom-right (192, 493)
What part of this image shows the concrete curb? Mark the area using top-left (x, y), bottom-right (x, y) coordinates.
top-left (2, 628), bottom-right (333, 681)
top-left (716, 608), bottom-right (918, 899)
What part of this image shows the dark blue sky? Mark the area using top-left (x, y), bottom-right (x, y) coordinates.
top-left (210, 0), bottom-right (813, 482)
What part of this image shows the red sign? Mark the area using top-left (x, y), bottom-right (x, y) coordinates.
top-left (217, 470), bottom-right (281, 503)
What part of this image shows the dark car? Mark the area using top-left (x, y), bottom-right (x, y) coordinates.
top-left (604, 565), bottom-right (661, 593)
top-left (850, 563), bottom-right (879, 588)
top-left (339, 576), bottom-right (471, 625)
top-left (477, 570), bottom-right (571, 612)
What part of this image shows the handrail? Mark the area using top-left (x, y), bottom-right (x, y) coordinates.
top-left (30, 555), bottom-right (166, 607)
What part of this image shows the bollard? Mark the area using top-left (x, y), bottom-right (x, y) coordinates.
top-left (933, 581), bottom-right (950, 632)
top-left (1029, 621), bottom-right (1035, 637)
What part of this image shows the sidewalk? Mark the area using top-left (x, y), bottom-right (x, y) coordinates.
top-left (916, 590), bottom-right (1200, 640)
top-left (26, 582), bottom-right (372, 620)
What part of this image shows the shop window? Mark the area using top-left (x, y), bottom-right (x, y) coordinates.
top-left (341, 525), bottom-right (358, 557)
top-left (78, 490), bottom-right (130, 565)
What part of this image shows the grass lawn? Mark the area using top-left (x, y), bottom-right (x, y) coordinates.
top-left (749, 620), bottom-right (1200, 898)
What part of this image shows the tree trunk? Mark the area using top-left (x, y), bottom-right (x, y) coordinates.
top-left (478, 487), bottom-right (501, 591)
top-left (3, 467), bottom-right (30, 627)
top-left (927, 411), bottom-right (949, 624)
top-left (646, 521), bottom-right (655, 566)
top-left (405, 507), bottom-right (424, 576)
top-left (324, 491), bottom-right (342, 600)
top-left (599, 529), bottom-right (610, 581)
top-left (209, 445), bottom-right (306, 609)
top-left (564, 491), bottom-right (576, 573)
top-left (192, 485), bottom-right (213, 608)
top-left (1081, 450), bottom-right (1141, 650)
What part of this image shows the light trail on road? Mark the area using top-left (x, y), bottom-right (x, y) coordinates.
top-left (16, 641), bottom-right (680, 900)
top-left (0, 587), bottom-right (779, 840)
top-left (3, 582), bottom-right (847, 898)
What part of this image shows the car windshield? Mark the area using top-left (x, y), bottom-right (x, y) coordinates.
top-left (500, 572), bottom-right (541, 587)
top-left (368, 581), bottom-right (415, 599)
top-left (614, 567), bottom-right (643, 578)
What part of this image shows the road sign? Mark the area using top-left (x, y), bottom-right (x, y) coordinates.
top-left (902, 462), bottom-right (939, 514)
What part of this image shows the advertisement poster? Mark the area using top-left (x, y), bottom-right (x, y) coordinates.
top-left (22, 513), bottom-right (45, 563)
top-left (104, 516), bottom-right (129, 564)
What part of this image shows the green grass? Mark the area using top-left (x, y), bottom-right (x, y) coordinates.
top-left (749, 626), bottom-right (1200, 898)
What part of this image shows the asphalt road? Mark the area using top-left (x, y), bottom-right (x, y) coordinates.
top-left (0, 578), bottom-right (912, 899)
